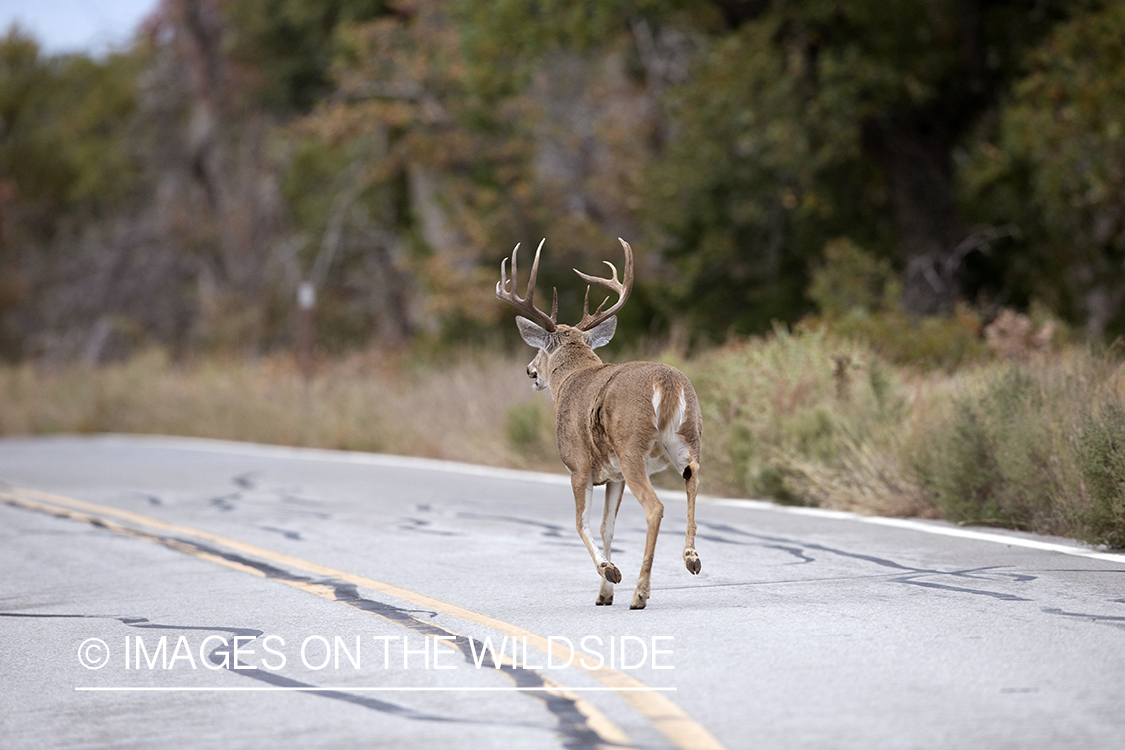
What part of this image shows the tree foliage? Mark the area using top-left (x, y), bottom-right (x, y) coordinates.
top-left (0, 1), bottom-right (1123, 360)
top-left (961, 2), bottom-right (1125, 336)
top-left (224, 0), bottom-right (391, 112)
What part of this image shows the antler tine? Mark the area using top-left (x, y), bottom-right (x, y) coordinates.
top-left (574, 238), bottom-right (634, 331)
top-left (495, 239), bottom-right (557, 331)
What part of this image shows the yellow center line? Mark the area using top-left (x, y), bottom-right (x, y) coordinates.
top-left (2, 487), bottom-right (726, 750)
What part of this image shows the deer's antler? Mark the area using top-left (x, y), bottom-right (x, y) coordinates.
top-left (496, 239), bottom-right (558, 332)
top-left (575, 238), bottom-right (633, 331)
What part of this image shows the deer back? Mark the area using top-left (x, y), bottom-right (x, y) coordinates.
top-left (551, 358), bottom-right (702, 485)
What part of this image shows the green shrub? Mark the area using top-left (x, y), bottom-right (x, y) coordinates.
top-left (685, 326), bottom-right (924, 514)
top-left (808, 238), bottom-right (894, 318)
top-left (909, 354), bottom-right (1125, 546)
top-left (752, 464), bottom-right (813, 507)
top-left (813, 305), bottom-right (989, 371)
top-left (930, 398), bottom-right (1002, 523)
top-left (916, 366), bottom-right (1060, 529)
top-left (806, 239), bottom-right (990, 370)
top-left (1076, 403), bottom-right (1125, 548)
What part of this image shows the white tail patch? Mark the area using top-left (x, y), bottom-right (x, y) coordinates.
top-left (657, 387), bottom-right (690, 475)
top-left (651, 385), bottom-right (662, 430)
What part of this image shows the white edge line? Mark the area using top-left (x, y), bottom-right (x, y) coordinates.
top-left (40, 433), bottom-right (1125, 565)
top-left (89, 433), bottom-right (574, 487)
top-left (711, 499), bottom-right (1125, 563)
top-left (75, 686), bottom-right (676, 692)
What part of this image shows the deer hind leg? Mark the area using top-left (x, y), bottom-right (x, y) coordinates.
top-left (620, 462), bottom-right (664, 610)
top-left (683, 462), bottom-right (701, 574)
top-left (596, 480), bottom-right (626, 605)
top-left (659, 425), bottom-right (702, 576)
top-left (572, 473), bottom-right (622, 587)
top-left (654, 387), bottom-right (702, 575)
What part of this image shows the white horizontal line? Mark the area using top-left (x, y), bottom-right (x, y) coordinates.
top-left (94, 433), bottom-right (575, 486)
top-left (75, 686), bottom-right (676, 692)
top-left (713, 499), bottom-right (1125, 563)
top-left (75, 434), bottom-right (1125, 565)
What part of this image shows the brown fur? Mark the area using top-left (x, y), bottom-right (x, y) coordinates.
top-left (531, 325), bottom-right (703, 609)
top-left (501, 238), bottom-right (702, 609)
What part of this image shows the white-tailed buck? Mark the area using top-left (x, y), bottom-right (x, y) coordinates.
top-left (496, 238), bottom-right (702, 609)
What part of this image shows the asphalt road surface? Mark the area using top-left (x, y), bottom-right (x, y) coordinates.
top-left (2, 435), bottom-right (1124, 750)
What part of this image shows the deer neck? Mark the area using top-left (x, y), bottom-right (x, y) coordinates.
top-left (545, 343), bottom-right (604, 396)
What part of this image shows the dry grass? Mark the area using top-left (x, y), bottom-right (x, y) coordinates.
top-left (678, 325), bottom-right (934, 516)
top-left (0, 348), bottom-right (558, 473)
top-left (683, 329), bottom-right (1125, 547)
top-left (3, 335), bottom-right (1123, 547)
top-left (906, 349), bottom-right (1125, 546)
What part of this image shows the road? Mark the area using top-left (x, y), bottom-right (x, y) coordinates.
top-left (1, 434), bottom-right (1124, 749)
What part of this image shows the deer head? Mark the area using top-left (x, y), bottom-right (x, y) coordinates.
top-left (496, 238), bottom-right (634, 391)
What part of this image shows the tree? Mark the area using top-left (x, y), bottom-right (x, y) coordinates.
top-left (0, 29), bottom-right (148, 359)
top-left (223, 0), bottom-right (391, 113)
top-left (647, 0), bottom-right (1091, 338)
top-left (961, 2), bottom-right (1125, 337)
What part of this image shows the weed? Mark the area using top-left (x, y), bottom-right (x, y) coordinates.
top-left (1076, 403), bottom-right (1125, 548)
top-left (752, 464), bottom-right (812, 506)
top-left (909, 352), bottom-right (1125, 545)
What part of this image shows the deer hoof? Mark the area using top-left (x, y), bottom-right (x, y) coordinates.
top-left (629, 593), bottom-right (647, 610)
top-left (596, 593), bottom-right (613, 606)
top-left (684, 549), bottom-right (702, 575)
top-left (599, 562), bottom-right (622, 584)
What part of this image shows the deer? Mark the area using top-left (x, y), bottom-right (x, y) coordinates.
top-left (496, 238), bottom-right (702, 609)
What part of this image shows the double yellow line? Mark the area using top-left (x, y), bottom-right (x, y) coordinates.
top-left (1, 487), bottom-right (725, 750)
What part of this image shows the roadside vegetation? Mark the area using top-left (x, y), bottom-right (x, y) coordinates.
top-left (0, 348), bottom-right (555, 471)
top-left (686, 331), bottom-right (1125, 549)
top-left (4, 319), bottom-right (1123, 549)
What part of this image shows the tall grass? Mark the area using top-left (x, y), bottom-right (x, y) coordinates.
top-left (909, 352), bottom-right (1125, 547)
top-left (2, 334), bottom-right (1123, 547)
top-left (685, 331), bottom-right (1125, 547)
top-left (680, 326), bottom-right (929, 516)
top-left (0, 348), bottom-right (559, 472)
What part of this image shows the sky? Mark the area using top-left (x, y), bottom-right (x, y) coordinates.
top-left (0, 0), bottom-right (159, 55)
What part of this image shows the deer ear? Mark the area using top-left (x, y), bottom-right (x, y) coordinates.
top-left (584, 316), bottom-right (617, 349)
top-left (516, 316), bottom-right (552, 350)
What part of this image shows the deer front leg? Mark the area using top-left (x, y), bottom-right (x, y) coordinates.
top-left (683, 462), bottom-right (701, 575)
top-left (621, 464), bottom-right (664, 610)
top-left (596, 480), bottom-right (626, 605)
top-left (572, 473), bottom-right (622, 587)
